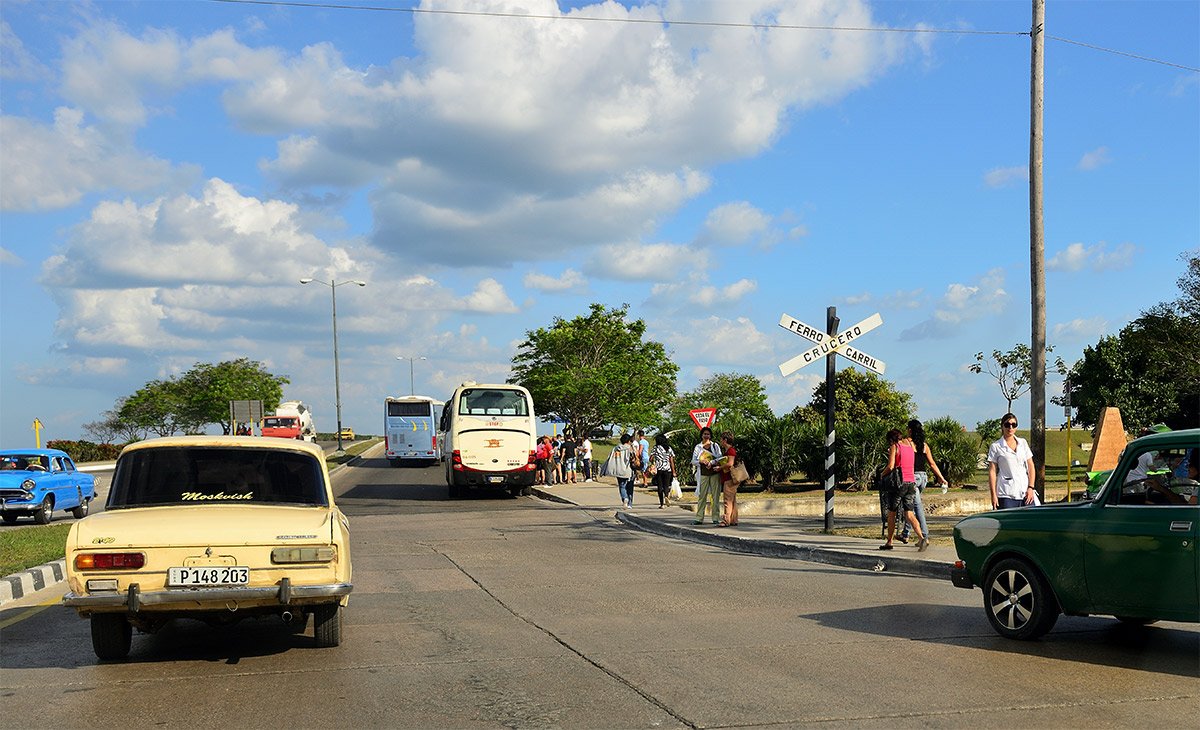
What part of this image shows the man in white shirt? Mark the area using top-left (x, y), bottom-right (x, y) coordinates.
top-left (581, 437), bottom-right (593, 481)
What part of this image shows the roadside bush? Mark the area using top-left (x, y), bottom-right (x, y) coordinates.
top-left (975, 418), bottom-right (1001, 450)
top-left (46, 439), bottom-right (122, 463)
top-left (793, 418), bottom-right (890, 490)
top-left (924, 417), bottom-right (979, 486)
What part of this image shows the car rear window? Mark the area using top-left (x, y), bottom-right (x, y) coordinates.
top-left (108, 447), bottom-right (328, 508)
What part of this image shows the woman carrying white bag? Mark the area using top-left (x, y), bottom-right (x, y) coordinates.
top-left (650, 432), bottom-right (677, 508)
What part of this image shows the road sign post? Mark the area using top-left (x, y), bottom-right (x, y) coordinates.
top-left (777, 309), bottom-right (886, 533)
top-left (823, 307), bottom-right (838, 533)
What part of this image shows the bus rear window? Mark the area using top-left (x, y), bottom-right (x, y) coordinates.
top-left (388, 402), bottom-right (431, 417)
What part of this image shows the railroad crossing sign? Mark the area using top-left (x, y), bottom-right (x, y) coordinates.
top-left (777, 312), bottom-right (886, 376)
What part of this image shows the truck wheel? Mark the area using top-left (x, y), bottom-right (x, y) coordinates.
top-left (983, 557), bottom-right (1059, 640)
top-left (313, 604), bottom-right (342, 647)
top-left (33, 496), bottom-right (53, 525)
top-left (91, 614), bottom-right (132, 660)
top-left (71, 500), bottom-right (90, 519)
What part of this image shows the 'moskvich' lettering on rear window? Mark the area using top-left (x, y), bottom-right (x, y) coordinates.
top-left (181, 492), bottom-right (253, 501)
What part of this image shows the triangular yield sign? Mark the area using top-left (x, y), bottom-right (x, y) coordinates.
top-left (689, 408), bottom-right (717, 430)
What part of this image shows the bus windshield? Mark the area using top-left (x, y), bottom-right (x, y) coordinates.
top-left (458, 388), bottom-right (529, 417)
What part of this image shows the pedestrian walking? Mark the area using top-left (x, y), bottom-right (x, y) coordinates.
top-left (535, 436), bottom-right (551, 485)
top-left (610, 433), bottom-right (636, 508)
top-left (690, 427), bottom-right (723, 525)
top-left (562, 435), bottom-right (578, 484)
top-left (898, 419), bottom-right (949, 544)
top-left (650, 432), bottom-right (676, 508)
top-left (715, 431), bottom-right (741, 527)
top-left (580, 435), bottom-right (593, 481)
top-left (988, 412), bottom-right (1036, 509)
top-left (880, 428), bottom-right (929, 551)
top-left (637, 429), bottom-right (652, 487)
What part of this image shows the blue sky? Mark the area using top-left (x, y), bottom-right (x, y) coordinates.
top-left (1, 0), bottom-right (1197, 445)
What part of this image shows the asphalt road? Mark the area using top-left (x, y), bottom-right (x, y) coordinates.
top-left (1, 453), bottom-right (1197, 728)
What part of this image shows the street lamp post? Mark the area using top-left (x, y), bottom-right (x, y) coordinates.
top-left (396, 356), bottom-right (427, 395)
top-left (301, 277), bottom-right (366, 453)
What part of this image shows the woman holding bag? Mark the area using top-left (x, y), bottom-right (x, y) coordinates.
top-left (715, 431), bottom-right (744, 527)
top-left (650, 432), bottom-right (676, 508)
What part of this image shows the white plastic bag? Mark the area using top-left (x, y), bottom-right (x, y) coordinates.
top-left (670, 478), bottom-right (683, 501)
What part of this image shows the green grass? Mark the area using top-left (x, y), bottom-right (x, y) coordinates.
top-left (326, 437), bottom-right (383, 465)
top-left (0, 524), bottom-right (72, 576)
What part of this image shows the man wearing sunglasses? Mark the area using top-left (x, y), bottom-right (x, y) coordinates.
top-left (987, 413), bottom-right (1037, 509)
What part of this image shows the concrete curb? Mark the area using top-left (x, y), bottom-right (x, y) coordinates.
top-left (1, 559), bottom-right (66, 606)
top-left (530, 486), bottom-right (582, 505)
top-left (615, 512), bottom-right (951, 581)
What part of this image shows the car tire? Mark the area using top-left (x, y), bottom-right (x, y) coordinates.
top-left (71, 500), bottom-right (90, 519)
top-left (313, 604), bottom-right (342, 647)
top-left (521, 486), bottom-right (532, 496)
top-left (1, 513), bottom-right (18, 524)
top-left (983, 557), bottom-right (1059, 640)
top-left (90, 614), bottom-right (132, 660)
top-left (33, 496), bottom-right (53, 525)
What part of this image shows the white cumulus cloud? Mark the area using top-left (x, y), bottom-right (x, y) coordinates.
top-left (1077, 146), bottom-right (1112, 171)
top-left (983, 165), bottom-right (1028, 188)
top-left (1047, 241), bottom-right (1136, 272)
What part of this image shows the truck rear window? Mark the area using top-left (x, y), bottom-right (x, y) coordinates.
top-left (108, 447), bottom-right (328, 508)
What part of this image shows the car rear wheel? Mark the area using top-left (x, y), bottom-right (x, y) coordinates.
top-left (71, 500), bottom-right (90, 519)
top-left (90, 614), bottom-right (132, 660)
top-left (984, 557), bottom-right (1059, 640)
top-left (33, 496), bottom-right (53, 525)
top-left (313, 604), bottom-right (342, 647)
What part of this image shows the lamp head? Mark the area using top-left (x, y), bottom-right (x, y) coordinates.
top-left (299, 278), bottom-right (314, 284)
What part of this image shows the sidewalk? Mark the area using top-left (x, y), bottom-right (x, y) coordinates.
top-left (532, 477), bottom-right (960, 581)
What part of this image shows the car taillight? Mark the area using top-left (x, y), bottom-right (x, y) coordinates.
top-left (954, 560), bottom-right (967, 569)
top-left (75, 553), bottom-right (145, 570)
top-left (272, 546), bottom-right (335, 564)
top-left (385, 435), bottom-right (390, 449)
top-left (432, 435), bottom-right (437, 450)
top-left (525, 450), bottom-right (537, 471)
top-left (452, 450), bottom-right (464, 470)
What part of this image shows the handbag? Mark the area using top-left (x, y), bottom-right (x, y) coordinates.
top-left (669, 478), bottom-right (683, 501)
top-left (730, 460), bottom-right (750, 484)
top-left (599, 452), bottom-right (612, 477)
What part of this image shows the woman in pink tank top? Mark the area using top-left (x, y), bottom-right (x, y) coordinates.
top-left (880, 429), bottom-right (929, 551)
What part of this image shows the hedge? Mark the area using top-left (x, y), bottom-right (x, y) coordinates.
top-left (45, 440), bottom-right (122, 463)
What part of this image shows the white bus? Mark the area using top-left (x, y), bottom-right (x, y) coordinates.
top-left (439, 382), bottom-right (537, 498)
top-left (384, 395), bottom-right (444, 466)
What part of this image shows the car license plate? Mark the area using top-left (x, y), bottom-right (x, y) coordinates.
top-left (168, 566), bottom-right (249, 587)
top-left (487, 476), bottom-right (505, 484)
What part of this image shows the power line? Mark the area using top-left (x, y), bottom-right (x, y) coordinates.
top-left (210, 0), bottom-right (1024, 37)
top-left (209, 0), bottom-right (1199, 73)
top-left (1048, 35), bottom-right (1199, 73)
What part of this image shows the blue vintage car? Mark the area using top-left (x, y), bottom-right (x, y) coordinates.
top-left (0, 448), bottom-right (97, 524)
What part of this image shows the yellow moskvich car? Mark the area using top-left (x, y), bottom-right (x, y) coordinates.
top-left (63, 436), bottom-right (352, 660)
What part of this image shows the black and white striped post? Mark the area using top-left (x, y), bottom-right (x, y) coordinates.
top-left (823, 307), bottom-right (839, 533)
top-left (777, 308), bottom-right (888, 534)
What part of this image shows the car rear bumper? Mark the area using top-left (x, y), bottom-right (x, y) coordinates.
top-left (63, 579), bottom-right (352, 611)
top-left (949, 565), bottom-right (974, 589)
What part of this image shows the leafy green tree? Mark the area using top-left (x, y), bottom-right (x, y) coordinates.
top-left (510, 303), bottom-right (678, 436)
top-left (1066, 305), bottom-right (1200, 430)
top-left (176, 359), bottom-right (289, 434)
top-left (969, 344), bottom-right (1065, 413)
top-left (1175, 249), bottom-right (1199, 319)
top-left (118, 379), bottom-right (198, 437)
top-left (790, 368), bottom-right (914, 425)
top-left (664, 372), bottom-right (773, 427)
top-left (975, 418), bottom-right (1001, 450)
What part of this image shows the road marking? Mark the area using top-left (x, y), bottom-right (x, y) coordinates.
top-left (0, 593), bottom-right (61, 629)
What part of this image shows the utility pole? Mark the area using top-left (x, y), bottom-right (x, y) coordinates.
top-left (1029, 0), bottom-right (1047, 497)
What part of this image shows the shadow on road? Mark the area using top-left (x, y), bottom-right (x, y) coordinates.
top-left (800, 603), bottom-right (1200, 679)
